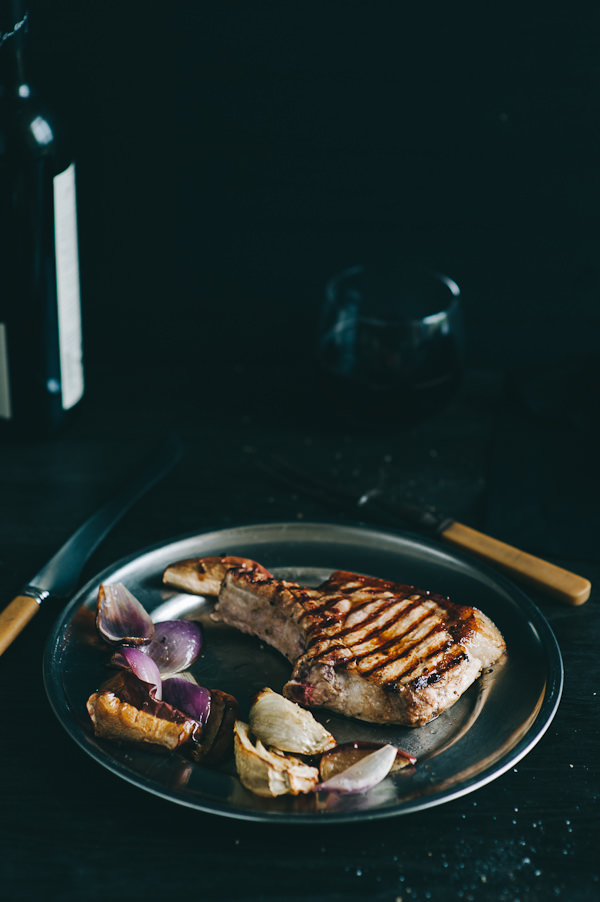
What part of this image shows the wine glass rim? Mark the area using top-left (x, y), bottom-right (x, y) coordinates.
top-left (325, 264), bottom-right (461, 323)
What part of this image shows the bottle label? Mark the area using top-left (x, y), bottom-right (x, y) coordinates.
top-left (53, 163), bottom-right (84, 410)
top-left (0, 323), bottom-right (12, 420)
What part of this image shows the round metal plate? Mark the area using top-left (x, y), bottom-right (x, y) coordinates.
top-left (43, 521), bottom-right (563, 823)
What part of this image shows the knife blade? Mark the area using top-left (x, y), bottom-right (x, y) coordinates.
top-left (256, 454), bottom-right (591, 606)
top-left (0, 432), bottom-right (183, 656)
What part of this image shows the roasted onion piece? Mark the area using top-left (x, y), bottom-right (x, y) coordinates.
top-left (88, 671), bottom-right (237, 765)
top-left (143, 620), bottom-right (203, 676)
top-left (319, 741), bottom-right (417, 782)
top-left (111, 646), bottom-right (162, 699)
top-left (248, 688), bottom-right (336, 756)
top-left (233, 721), bottom-right (320, 797)
top-left (162, 677), bottom-right (211, 725)
top-left (315, 744), bottom-right (399, 794)
top-left (96, 583), bottom-right (154, 646)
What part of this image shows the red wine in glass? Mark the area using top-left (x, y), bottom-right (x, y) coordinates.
top-left (316, 265), bottom-right (465, 427)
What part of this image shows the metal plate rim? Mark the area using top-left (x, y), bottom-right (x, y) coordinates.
top-left (43, 519), bottom-right (563, 824)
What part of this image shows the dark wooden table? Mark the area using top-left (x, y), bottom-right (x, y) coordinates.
top-left (1, 3), bottom-right (598, 900)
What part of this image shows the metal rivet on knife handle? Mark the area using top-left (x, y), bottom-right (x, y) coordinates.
top-left (440, 521), bottom-right (591, 605)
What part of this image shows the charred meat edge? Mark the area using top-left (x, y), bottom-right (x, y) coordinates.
top-left (163, 555), bottom-right (506, 726)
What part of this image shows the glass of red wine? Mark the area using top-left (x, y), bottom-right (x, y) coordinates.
top-left (316, 262), bottom-right (465, 428)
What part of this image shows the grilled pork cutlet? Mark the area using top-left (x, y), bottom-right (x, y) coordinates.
top-left (163, 557), bottom-right (506, 727)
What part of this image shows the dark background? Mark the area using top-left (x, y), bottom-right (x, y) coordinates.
top-left (2, 4), bottom-right (599, 901)
top-left (27, 0), bottom-right (600, 410)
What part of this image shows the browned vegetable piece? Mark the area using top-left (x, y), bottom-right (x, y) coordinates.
top-left (319, 741), bottom-right (416, 782)
top-left (88, 670), bottom-right (239, 766)
top-left (163, 555), bottom-right (271, 596)
top-left (86, 691), bottom-right (197, 751)
top-left (190, 688), bottom-right (239, 765)
top-left (233, 721), bottom-right (320, 797)
top-left (248, 687), bottom-right (336, 756)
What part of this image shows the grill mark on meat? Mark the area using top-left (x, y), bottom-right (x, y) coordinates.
top-left (350, 618), bottom-right (456, 688)
top-left (370, 635), bottom-right (463, 687)
top-left (356, 615), bottom-right (449, 678)
top-left (163, 556), bottom-right (506, 726)
top-left (336, 598), bottom-right (439, 650)
top-left (317, 599), bottom-right (405, 645)
top-left (297, 593), bottom-right (349, 625)
top-left (237, 566), bottom-right (504, 718)
top-left (408, 648), bottom-right (470, 688)
top-left (300, 587), bottom-right (429, 641)
top-left (300, 601), bottom-right (464, 689)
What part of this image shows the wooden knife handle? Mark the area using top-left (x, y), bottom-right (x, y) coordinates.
top-left (440, 521), bottom-right (591, 605)
top-left (0, 595), bottom-right (41, 656)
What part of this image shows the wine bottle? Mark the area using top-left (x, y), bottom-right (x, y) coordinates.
top-left (0, 0), bottom-right (84, 438)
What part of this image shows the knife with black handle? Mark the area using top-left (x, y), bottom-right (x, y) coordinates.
top-left (0, 433), bottom-right (183, 656)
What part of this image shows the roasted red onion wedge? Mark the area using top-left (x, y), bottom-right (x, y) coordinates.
top-left (319, 741), bottom-right (417, 783)
top-left (111, 646), bottom-right (163, 700)
top-left (315, 743), bottom-right (399, 794)
top-left (143, 620), bottom-right (203, 676)
top-left (88, 671), bottom-right (200, 750)
top-left (96, 583), bottom-right (154, 646)
top-left (97, 671), bottom-right (200, 736)
top-left (162, 677), bottom-right (211, 725)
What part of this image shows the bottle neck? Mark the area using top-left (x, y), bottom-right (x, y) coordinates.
top-left (0, 2), bottom-right (28, 92)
